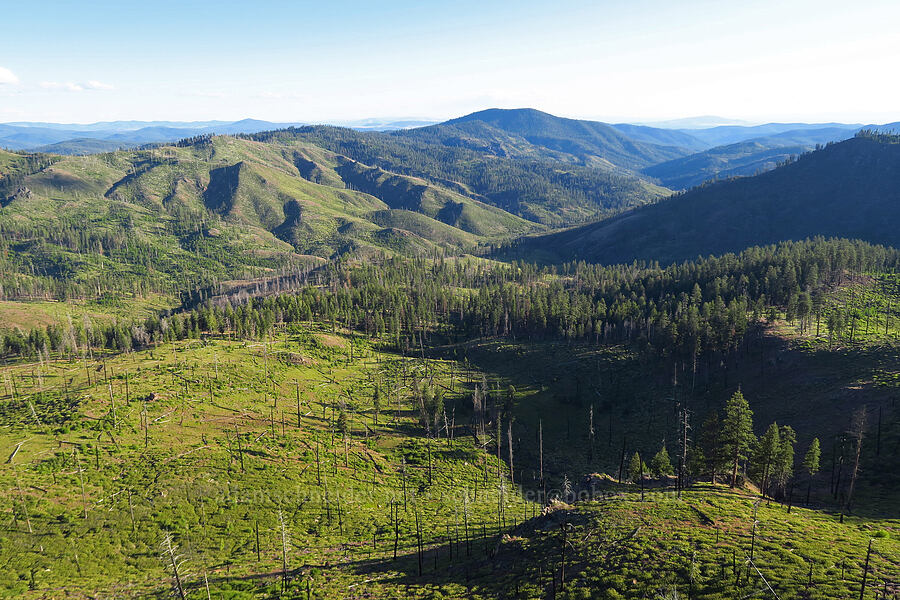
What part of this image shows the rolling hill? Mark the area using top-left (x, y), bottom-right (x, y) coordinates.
top-left (610, 122), bottom-right (708, 151)
top-left (0, 136), bottom-right (539, 300)
top-left (505, 132), bottom-right (900, 265)
top-left (0, 120), bottom-right (305, 153)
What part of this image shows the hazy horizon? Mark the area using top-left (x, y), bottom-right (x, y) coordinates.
top-left (0, 111), bottom-right (886, 130)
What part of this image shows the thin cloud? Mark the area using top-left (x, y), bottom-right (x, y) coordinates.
top-left (258, 91), bottom-right (306, 100)
top-left (85, 80), bottom-right (114, 90)
top-left (39, 80), bottom-right (115, 92)
top-left (0, 66), bottom-right (19, 85)
top-left (40, 81), bottom-right (85, 92)
top-left (187, 90), bottom-right (226, 98)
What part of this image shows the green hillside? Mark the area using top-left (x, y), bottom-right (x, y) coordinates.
top-left (506, 133), bottom-right (900, 265)
top-left (0, 136), bottom-right (539, 301)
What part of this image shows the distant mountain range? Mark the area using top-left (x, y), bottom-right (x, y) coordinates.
top-left (505, 132), bottom-right (900, 265)
top-left (0, 118), bottom-right (438, 154)
top-left (635, 115), bottom-right (757, 129)
top-left (4, 108), bottom-right (900, 235)
top-left (7, 110), bottom-right (896, 196)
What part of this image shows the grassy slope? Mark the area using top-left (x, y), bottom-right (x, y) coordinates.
top-left (3, 137), bottom-right (535, 255)
top-left (288, 142), bottom-right (538, 238)
top-left (0, 137), bottom-right (543, 301)
top-left (485, 486), bottom-right (898, 600)
top-left (0, 144), bottom-right (315, 299)
top-left (0, 294), bottom-right (176, 331)
top-left (0, 328), bottom-right (531, 598)
top-left (1, 329), bottom-right (896, 598)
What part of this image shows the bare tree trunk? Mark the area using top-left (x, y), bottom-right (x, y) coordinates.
top-left (74, 449), bottom-right (87, 519)
top-left (161, 533), bottom-right (187, 600)
top-left (860, 539), bottom-right (872, 600)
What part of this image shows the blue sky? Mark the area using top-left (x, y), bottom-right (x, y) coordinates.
top-left (1, 0), bottom-right (899, 124)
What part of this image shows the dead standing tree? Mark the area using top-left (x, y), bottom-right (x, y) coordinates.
top-left (160, 533), bottom-right (187, 600)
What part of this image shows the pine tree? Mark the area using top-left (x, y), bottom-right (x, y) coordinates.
top-left (628, 452), bottom-right (647, 482)
top-left (802, 437), bottom-right (820, 505)
top-left (336, 408), bottom-right (348, 436)
top-left (698, 411), bottom-right (727, 484)
top-left (753, 423), bottom-right (780, 497)
top-left (772, 425), bottom-right (796, 496)
top-left (723, 389), bottom-right (754, 488)
top-left (650, 446), bottom-right (674, 477)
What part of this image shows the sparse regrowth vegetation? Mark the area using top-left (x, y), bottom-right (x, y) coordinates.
top-left (1, 236), bottom-right (898, 598)
top-left (2, 121), bottom-right (900, 599)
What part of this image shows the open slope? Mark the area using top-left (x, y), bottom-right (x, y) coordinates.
top-left (508, 133), bottom-right (900, 265)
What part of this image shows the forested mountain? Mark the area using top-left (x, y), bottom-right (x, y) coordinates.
top-left (433, 108), bottom-right (692, 169)
top-left (0, 120), bottom-right (304, 153)
top-left (249, 124), bottom-right (670, 226)
top-left (505, 132), bottom-right (900, 265)
top-left (7, 111), bottom-right (889, 207)
top-left (610, 122), bottom-right (708, 151)
top-left (28, 138), bottom-right (134, 155)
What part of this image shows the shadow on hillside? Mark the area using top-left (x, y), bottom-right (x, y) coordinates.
top-left (430, 334), bottom-right (900, 519)
top-left (146, 516), bottom-right (555, 599)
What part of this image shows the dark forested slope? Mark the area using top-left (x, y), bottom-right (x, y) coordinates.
top-left (507, 133), bottom-right (900, 264)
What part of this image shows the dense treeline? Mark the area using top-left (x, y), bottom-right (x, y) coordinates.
top-left (4, 238), bottom-right (897, 363)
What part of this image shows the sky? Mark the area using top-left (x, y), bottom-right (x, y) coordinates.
top-left (1, 0), bottom-right (899, 125)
